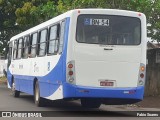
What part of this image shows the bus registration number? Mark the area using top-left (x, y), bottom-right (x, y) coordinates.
top-left (100, 81), bottom-right (114, 86)
top-left (84, 18), bottom-right (109, 26)
top-left (92, 19), bottom-right (109, 26)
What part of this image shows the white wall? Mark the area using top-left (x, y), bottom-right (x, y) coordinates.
top-left (0, 60), bottom-right (5, 77)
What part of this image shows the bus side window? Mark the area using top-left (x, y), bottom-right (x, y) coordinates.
top-left (8, 42), bottom-right (13, 59)
top-left (7, 42), bottom-right (13, 68)
top-left (58, 20), bottom-right (65, 54)
top-left (23, 35), bottom-right (30, 58)
top-left (48, 24), bottom-right (59, 55)
top-left (13, 40), bottom-right (18, 60)
top-left (38, 29), bottom-right (47, 56)
top-left (30, 32), bottom-right (38, 58)
top-left (17, 38), bottom-right (23, 59)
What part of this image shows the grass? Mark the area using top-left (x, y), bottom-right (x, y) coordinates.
top-left (0, 76), bottom-right (7, 83)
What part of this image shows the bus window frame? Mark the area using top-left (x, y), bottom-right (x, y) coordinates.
top-left (13, 40), bottom-right (18, 60)
top-left (8, 42), bottom-right (13, 59)
top-left (47, 24), bottom-right (60, 56)
top-left (17, 37), bottom-right (24, 59)
top-left (22, 35), bottom-right (30, 59)
top-left (76, 14), bottom-right (141, 46)
top-left (37, 28), bottom-right (48, 57)
top-left (30, 32), bottom-right (38, 58)
top-left (58, 20), bottom-right (66, 54)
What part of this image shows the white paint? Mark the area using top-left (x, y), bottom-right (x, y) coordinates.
top-left (9, 55), bottom-right (60, 76)
top-left (45, 85), bottom-right (63, 100)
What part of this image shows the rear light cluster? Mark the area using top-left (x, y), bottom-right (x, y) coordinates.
top-left (67, 61), bottom-right (75, 84)
top-left (138, 63), bottom-right (146, 86)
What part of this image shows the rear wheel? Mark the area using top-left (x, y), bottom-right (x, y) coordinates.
top-left (11, 80), bottom-right (20, 98)
top-left (81, 99), bottom-right (101, 108)
top-left (34, 81), bottom-right (45, 107)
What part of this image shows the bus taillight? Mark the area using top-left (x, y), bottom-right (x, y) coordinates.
top-left (68, 64), bottom-right (73, 68)
top-left (67, 61), bottom-right (75, 84)
top-left (140, 73), bottom-right (144, 78)
top-left (140, 66), bottom-right (145, 71)
top-left (68, 71), bottom-right (73, 76)
top-left (138, 63), bottom-right (146, 86)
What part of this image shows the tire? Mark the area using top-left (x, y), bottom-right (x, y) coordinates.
top-left (81, 99), bottom-right (101, 108)
top-left (34, 81), bottom-right (45, 107)
top-left (11, 80), bottom-right (20, 98)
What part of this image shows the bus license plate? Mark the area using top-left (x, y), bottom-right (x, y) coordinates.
top-left (100, 81), bottom-right (114, 86)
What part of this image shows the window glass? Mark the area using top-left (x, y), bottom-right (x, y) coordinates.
top-left (48, 25), bottom-right (59, 54)
top-left (8, 42), bottom-right (13, 67)
top-left (23, 36), bottom-right (30, 58)
top-left (58, 21), bottom-right (65, 54)
top-left (17, 38), bottom-right (23, 59)
top-left (76, 15), bottom-right (141, 45)
top-left (40, 30), bottom-right (47, 43)
top-left (39, 29), bottom-right (47, 56)
top-left (8, 42), bottom-right (12, 59)
top-left (31, 33), bottom-right (37, 57)
top-left (13, 40), bottom-right (18, 59)
top-left (8, 42), bottom-right (13, 59)
top-left (32, 33), bottom-right (37, 45)
top-left (49, 26), bottom-right (57, 40)
top-left (48, 40), bottom-right (54, 54)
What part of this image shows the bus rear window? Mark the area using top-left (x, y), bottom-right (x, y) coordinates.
top-left (76, 15), bottom-right (141, 45)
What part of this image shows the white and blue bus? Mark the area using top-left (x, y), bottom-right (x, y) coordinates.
top-left (7, 9), bottom-right (146, 108)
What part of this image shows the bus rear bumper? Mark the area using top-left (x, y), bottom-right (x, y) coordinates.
top-left (63, 83), bottom-right (144, 104)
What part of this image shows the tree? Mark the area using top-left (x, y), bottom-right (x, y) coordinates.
top-left (15, 1), bottom-right (58, 30)
top-left (0, 0), bottom-right (24, 55)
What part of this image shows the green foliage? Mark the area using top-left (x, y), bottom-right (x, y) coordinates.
top-left (0, 0), bottom-right (24, 55)
top-left (15, 2), bottom-right (37, 29)
top-left (15, 1), bottom-right (57, 30)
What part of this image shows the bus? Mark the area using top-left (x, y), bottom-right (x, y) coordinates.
top-left (7, 9), bottom-right (147, 108)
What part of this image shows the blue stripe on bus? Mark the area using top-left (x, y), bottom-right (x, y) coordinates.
top-left (7, 17), bottom-right (70, 97)
top-left (63, 83), bottom-right (144, 100)
top-left (7, 70), bottom-right (12, 87)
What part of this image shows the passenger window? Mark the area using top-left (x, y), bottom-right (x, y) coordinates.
top-left (30, 33), bottom-right (38, 57)
top-left (58, 20), bottom-right (65, 54)
top-left (17, 38), bottom-right (23, 59)
top-left (48, 25), bottom-right (60, 54)
top-left (38, 29), bottom-right (47, 56)
top-left (13, 40), bottom-right (18, 59)
top-left (7, 42), bottom-right (13, 67)
top-left (8, 42), bottom-right (13, 57)
top-left (23, 36), bottom-right (30, 58)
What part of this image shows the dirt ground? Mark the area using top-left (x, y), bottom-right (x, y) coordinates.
top-left (136, 96), bottom-right (160, 108)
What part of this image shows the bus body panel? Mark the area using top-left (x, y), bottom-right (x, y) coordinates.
top-left (74, 44), bottom-right (142, 88)
top-left (63, 83), bottom-right (144, 99)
